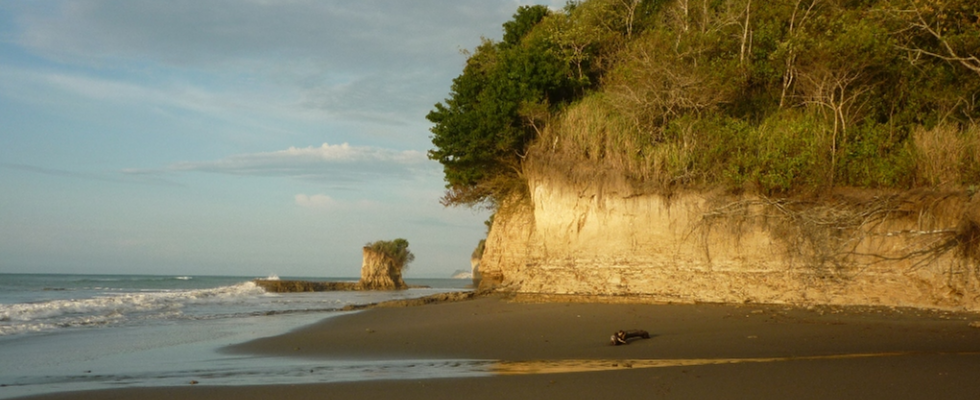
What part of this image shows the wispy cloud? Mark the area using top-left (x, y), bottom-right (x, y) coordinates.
top-left (294, 193), bottom-right (335, 209)
top-left (6, 1), bottom-right (529, 126)
top-left (0, 66), bottom-right (316, 135)
top-left (1, 162), bottom-right (104, 180)
top-left (13, 1), bottom-right (508, 68)
top-left (4, 1), bottom-right (570, 136)
top-left (2, 162), bottom-right (182, 186)
top-left (171, 142), bottom-right (438, 183)
top-left (43, 71), bottom-right (230, 115)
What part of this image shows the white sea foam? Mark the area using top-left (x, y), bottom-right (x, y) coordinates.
top-left (0, 274), bottom-right (472, 340)
top-left (0, 282), bottom-right (267, 337)
top-left (0, 274), bottom-right (477, 398)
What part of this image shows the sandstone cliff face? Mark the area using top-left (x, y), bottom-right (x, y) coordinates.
top-left (480, 172), bottom-right (980, 311)
top-left (359, 247), bottom-right (406, 290)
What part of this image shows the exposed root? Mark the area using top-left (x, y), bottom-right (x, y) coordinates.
top-left (692, 190), bottom-right (980, 285)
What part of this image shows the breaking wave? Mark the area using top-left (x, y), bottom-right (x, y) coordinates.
top-left (0, 281), bottom-right (267, 336)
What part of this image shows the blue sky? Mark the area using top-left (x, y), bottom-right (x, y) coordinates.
top-left (0, 0), bottom-right (562, 278)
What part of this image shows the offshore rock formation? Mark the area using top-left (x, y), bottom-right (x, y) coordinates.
top-left (479, 170), bottom-right (980, 311)
top-left (451, 269), bottom-right (473, 279)
top-left (471, 239), bottom-right (485, 287)
top-left (470, 258), bottom-right (481, 286)
top-left (359, 246), bottom-right (407, 290)
top-left (254, 279), bottom-right (358, 292)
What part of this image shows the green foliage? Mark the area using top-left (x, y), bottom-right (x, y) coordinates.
top-left (752, 112), bottom-right (833, 194)
top-left (592, 0), bottom-right (978, 194)
top-left (428, 5), bottom-right (594, 206)
top-left (836, 121), bottom-right (916, 188)
top-left (503, 5), bottom-right (550, 46)
top-left (365, 238), bottom-right (415, 271)
top-left (432, 0), bottom-right (980, 206)
top-left (659, 112), bottom-right (831, 195)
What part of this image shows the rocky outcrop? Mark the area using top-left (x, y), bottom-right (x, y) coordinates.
top-left (343, 291), bottom-right (476, 310)
top-left (254, 279), bottom-right (358, 292)
top-left (360, 247), bottom-right (407, 290)
top-left (479, 171), bottom-right (980, 311)
top-left (471, 239), bottom-right (485, 287)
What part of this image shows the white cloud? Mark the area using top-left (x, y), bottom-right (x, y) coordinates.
top-left (294, 194), bottom-right (384, 212)
top-left (279, 143), bottom-right (416, 162)
top-left (294, 193), bottom-right (335, 209)
top-left (171, 142), bottom-right (438, 183)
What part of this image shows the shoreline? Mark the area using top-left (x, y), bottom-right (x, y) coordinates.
top-left (224, 294), bottom-right (980, 361)
top-left (14, 295), bottom-right (980, 400)
top-left (251, 279), bottom-right (437, 293)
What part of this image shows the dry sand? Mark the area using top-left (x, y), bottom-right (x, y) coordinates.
top-left (16, 295), bottom-right (980, 400)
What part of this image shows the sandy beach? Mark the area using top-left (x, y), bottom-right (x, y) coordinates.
top-left (15, 295), bottom-right (980, 400)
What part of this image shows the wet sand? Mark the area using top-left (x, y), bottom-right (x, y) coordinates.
top-left (15, 295), bottom-right (980, 400)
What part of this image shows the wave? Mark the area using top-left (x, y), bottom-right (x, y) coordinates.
top-left (0, 281), bottom-right (266, 336)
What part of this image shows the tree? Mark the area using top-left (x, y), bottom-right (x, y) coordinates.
top-left (503, 5), bottom-right (550, 46)
top-left (890, 0), bottom-right (980, 77)
top-left (428, 5), bottom-right (585, 207)
top-left (794, 11), bottom-right (893, 184)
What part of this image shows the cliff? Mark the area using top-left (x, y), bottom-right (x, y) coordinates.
top-left (479, 171), bottom-right (980, 311)
top-left (360, 247), bottom-right (407, 290)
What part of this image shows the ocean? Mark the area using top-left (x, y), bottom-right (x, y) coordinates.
top-left (0, 274), bottom-right (484, 398)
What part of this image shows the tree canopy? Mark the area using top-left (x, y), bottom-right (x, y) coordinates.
top-left (427, 5), bottom-right (598, 206)
top-left (429, 0), bottom-right (980, 206)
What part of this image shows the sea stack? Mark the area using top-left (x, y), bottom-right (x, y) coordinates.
top-left (359, 246), bottom-right (407, 290)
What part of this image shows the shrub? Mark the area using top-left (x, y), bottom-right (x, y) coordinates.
top-left (364, 238), bottom-right (415, 271)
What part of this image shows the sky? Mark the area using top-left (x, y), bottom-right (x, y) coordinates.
top-left (0, 0), bottom-right (564, 278)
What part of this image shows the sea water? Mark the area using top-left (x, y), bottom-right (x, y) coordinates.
top-left (0, 274), bottom-right (487, 398)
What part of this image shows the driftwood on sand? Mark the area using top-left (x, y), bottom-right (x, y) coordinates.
top-left (610, 329), bottom-right (650, 345)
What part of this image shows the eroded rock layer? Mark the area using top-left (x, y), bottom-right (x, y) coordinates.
top-left (360, 247), bottom-right (406, 290)
top-left (480, 172), bottom-right (980, 311)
